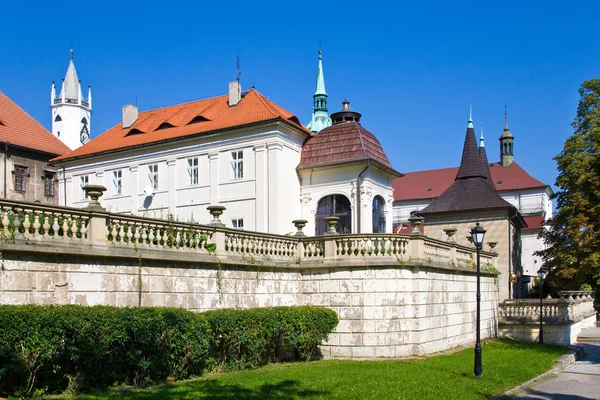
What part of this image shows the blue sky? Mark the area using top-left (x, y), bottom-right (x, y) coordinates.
top-left (1, 0), bottom-right (598, 191)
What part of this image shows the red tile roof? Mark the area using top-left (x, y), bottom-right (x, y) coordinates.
top-left (523, 215), bottom-right (545, 231)
top-left (0, 91), bottom-right (71, 156)
top-left (298, 121), bottom-right (401, 176)
top-left (53, 89), bottom-right (310, 162)
top-left (393, 161), bottom-right (548, 201)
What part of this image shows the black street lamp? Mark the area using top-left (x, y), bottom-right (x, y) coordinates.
top-left (537, 267), bottom-right (546, 344)
top-left (470, 222), bottom-right (486, 379)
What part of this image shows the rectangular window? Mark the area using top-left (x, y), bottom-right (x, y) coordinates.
top-left (44, 172), bottom-right (55, 197)
top-left (148, 164), bottom-right (159, 190)
top-left (14, 165), bottom-right (27, 192)
top-left (80, 175), bottom-right (89, 199)
top-left (112, 170), bottom-right (122, 195)
top-left (231, 218), bottom-right (244, 229)
top-left (187, 157), bottom-right (199, 185)
top-left (230, 150), bottom-right (243, 180)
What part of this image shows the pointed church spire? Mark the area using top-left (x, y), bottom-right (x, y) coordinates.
top-left (59, 48), bottom-right (82, 101)
top-left (456, 108), bottom-right (486, 180)
top-left (51, 48), bottom-right (92, 151)
top-left (479, 123), bottom-right (485, 148)
top-left (468, 104), bottom-right (474, 129)
top-left (307, 48), bottom-right (332, 133)
top-left (315, 49), bottom-right (326, 95)
top-left (479, 123), bottom-right (492, 181)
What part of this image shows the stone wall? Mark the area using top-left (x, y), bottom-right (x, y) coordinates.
top-left (0, 242), bottom-right (498, 358)
top-left (423, 210), bottom-right (519, 301)
top-left (499, 315), bottom-right (596, 346)
top-left (0, 149), bottom-right (60, 204)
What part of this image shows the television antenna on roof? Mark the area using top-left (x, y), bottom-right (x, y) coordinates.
top-left (236, 56), bottom-right (242, 84)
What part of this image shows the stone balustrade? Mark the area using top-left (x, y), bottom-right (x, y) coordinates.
top-left (499, 291), bottom-right (596, 324)
top-left (0, 198), bottom-right (495, 269)
top-left (0, 200), bottom-right (90, 241)
top-left (106, 214), bottom-right (215, 253)
top-left (498, 291), bottom-right (597, 345)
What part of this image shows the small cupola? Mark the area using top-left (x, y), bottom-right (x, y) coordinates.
top-left (499, 108), bottom-right (514, 167)
top-left (330, 100), bottom-right (362, 124)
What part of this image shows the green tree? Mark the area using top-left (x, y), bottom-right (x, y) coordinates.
top-left (538, 79), bottom-right (600, 298)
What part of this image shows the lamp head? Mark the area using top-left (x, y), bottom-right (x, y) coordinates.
top-left (537, 268), bottom-right (546, 280)
top-left (470, 222), bottom-right (486, 248)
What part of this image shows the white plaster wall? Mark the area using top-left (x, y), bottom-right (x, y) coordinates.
top-left (59, 123), bottom-right (305, 232)
top-left (522, 230), bottom-right (545, 276)
top-left (51, 103), bottom-right (90, 151)
top-left (500, 188), bottom-right (551, 216)
top-left (299, 165), bottom-right (395, 235)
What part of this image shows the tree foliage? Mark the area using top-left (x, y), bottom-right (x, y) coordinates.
top-left (538, 79), bottom-right (600, 292)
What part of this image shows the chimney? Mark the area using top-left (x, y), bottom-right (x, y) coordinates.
top-left (122, 104), bottom-right (138, 128)
top-left (229, 81), bottom-right (241, 107)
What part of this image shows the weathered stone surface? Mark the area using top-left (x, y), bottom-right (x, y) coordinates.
top-left (0, 247), bottom-right (499, 359)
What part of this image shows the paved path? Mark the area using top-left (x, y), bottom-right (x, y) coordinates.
top-left (508, 328), bottom-right (600, 400)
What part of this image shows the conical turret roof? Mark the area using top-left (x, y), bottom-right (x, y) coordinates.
top-left (59, 50), bottom-right (83, 101)
top-left (421, 116), bottom-right (514, 215)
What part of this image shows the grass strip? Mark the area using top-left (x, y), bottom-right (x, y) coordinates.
top-left (54, 339), bottom-right (569, 400)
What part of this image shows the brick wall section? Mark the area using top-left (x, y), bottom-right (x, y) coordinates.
top-left (0, 244), bottom-right (497, 358)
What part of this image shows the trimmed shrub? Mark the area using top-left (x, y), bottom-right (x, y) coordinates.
top-left (0, 305), bottom-right (338, 397)
top-left (0, 305), bottom-right (211, 396)
top-left (205, 306), bottom-right (339, 371)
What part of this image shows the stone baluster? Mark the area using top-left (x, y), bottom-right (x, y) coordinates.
top-left (42, 215), bottom-right (50, 237)
top-left (33, 214), bottom-right (41, 236)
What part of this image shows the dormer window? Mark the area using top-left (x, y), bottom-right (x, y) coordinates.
top-left (188, 115), bottom-right (209, 125)
top-left (156, 122), bottom-right (175, 130)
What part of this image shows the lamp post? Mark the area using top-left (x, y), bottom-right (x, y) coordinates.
top-left (537, 267), bottom-right (546, 344)
top-left (470, 222), bottom-right (486, 379)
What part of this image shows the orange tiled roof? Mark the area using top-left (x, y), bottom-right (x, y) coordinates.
top-left (0, 91), bottom-right (71, 156)
top-left (53, 89), bottom-right (310, 162)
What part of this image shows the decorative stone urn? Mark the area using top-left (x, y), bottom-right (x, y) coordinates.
top-left (324, 216), bottom-right (339, 235)
top-left (207, 205), bottom-right (226, 227)
top-left (292, 219), bottom-right (308, 237)
top-left (82, 185), bottom-right (107, 211)
top-left (444, 228), bottom-right (457, 243)
top-left (407, 215), bottom-right (424, 235)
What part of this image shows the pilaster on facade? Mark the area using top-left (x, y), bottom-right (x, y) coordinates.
top-left (254, 144), bottom-right (267, 232)
top-left (167, 159), bottom-right (177, 215)
top-left (208, 153), bottom-right (219, 205)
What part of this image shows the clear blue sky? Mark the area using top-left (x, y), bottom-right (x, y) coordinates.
top-left (1, 0), bottom-right (599, 191)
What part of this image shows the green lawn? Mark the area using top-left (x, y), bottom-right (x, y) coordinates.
top-left (56, 339), bottom-right (569, 400)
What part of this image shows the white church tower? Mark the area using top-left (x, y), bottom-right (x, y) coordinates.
top-left (51, 49), bottom-right (91, 150)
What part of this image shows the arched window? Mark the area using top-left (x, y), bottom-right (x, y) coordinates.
top-left (315, 194), bottom-right (352, 235)
top-left (503, 143), bottom-right (508, 154)
top-left (508, 142), bottom-right (512, 155)
top-left (372, 196), bottom-right (386, 233)
top-left (54, 115), bottom-right (62, 122)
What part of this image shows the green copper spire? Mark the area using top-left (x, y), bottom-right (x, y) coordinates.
top-left (479, 123), bottom-right (485, 147)
top-left (468, 104), bottom-right (474, 129)
top-left (307, 48), bottom-right (332, 133)
top-left (315, 50), bottom-right (326, 95)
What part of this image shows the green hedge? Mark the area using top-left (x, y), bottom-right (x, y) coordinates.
top-left (0, 305), bottom-right (338, 397)
top-left (205, 306), bottom-right (338, 371)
